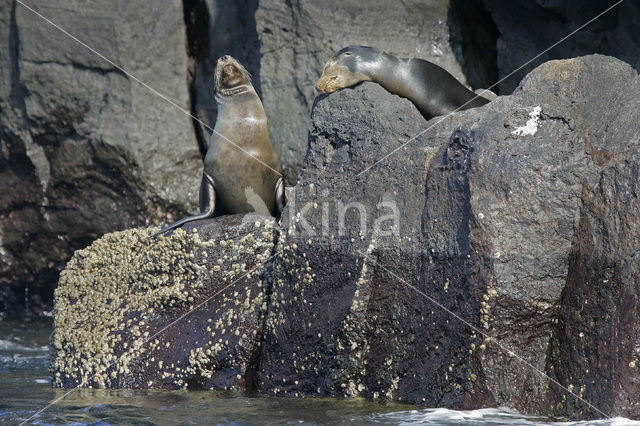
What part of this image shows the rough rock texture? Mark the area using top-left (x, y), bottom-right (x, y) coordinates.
top-left (256, 0), bottom-right (471, 185)
top-left (547, 154), bottom-right (640, 420)
top-left (256, 54), bottom-right (640, 419)
top-left (484, 0), bottom-right (640, 94)
top-left (0, 0), bottom-right (201, 316)
top-left (53, 215), bottom-right (277, 389)
top-left (5, 0), bottom-right (640, 319)
top-left (258, 82), bottom-right (497, 407)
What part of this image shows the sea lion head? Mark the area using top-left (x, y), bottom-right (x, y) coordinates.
top-left (315, 46), bottom-right (379, 93)
top-left (214, 55), bottom-right (252, 95)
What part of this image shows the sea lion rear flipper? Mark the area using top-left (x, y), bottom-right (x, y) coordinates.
top-left (274, 177), bottom-right (286, 215)
top-left (153, 174), bottom-right (216, 237)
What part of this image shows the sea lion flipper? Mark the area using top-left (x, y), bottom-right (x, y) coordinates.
top-left (274, 177), bottom-right (286, 215)
top-left (152, 174), bottom-right (217, 238)
top-left (199, 173), bottom-right (216, 215)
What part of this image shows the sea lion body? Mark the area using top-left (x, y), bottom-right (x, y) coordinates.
top-left (155, 56), bottom-right (283, 236)
top-left (207, 82), bottom-right (281, 215)
top-left (316, 46), bottom-right (491, 119)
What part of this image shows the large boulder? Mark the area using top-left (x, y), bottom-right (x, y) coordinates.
top-left (53, 215), bottom-right (277, 389)
top-left (50, 54), bottom-right (640, 420)
top-left (257, 54), bottom-right (640, 419)
top-left (547, 154), bottom-right (640, 420)
top-left (0, 0), bottom-right (201, 316)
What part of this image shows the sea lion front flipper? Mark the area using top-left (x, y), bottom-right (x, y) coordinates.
top-left (153, 173), bottom-right (217, 237)
top-left (274, 177), bottom-right (286, 215)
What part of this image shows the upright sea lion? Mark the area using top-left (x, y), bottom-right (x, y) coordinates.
top-left (155, 55), bottom-right (284, 236)
top-left (315, 46), bottom-right (492, 119)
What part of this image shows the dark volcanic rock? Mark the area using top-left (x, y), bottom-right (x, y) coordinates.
top-left (257, 54), bottom-right (640, 419)
top-left (547, 156), bottom-right (640, 419)
top-left (53, 215), bottom-right (277, 390)
top-left (0, 0), bottom-right (201, 316)
top-left (51, 52), bottom-right (640, 419)
top-left (257, 83), bottom-right (493, 407)
top-left (484, 0), bottom-right (640, 94)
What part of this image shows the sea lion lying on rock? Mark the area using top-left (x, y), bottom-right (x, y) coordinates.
top-left (316, 45), bottom-right (493, 119)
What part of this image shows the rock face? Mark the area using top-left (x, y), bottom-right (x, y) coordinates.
top-left (4, 0), bottom-right (640, 319)
top-left (547, 154), bottom-right (640, 419)
top-left (0, 0), bottom-right (201, 316)
top-left (484, 0), bottom-right (640, 94)
top-left (53, 215), bottom-right (277, 389)
top-left (256, 0), bottom-right (471, 185)
top-left (257, 54), bottom-right (640, 418)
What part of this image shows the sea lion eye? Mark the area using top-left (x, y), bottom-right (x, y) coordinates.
top-left (343, 51), bottom-right (352, 56)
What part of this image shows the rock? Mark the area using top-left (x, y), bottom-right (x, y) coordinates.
top-left (258, 82), bottom-right (496, 406)
top-left (256, 0), bottom-right (471, 186)
top-left (8, 0), bottom-right (640, 320)
top-left (50, 53), bottom-right (640, 419)
top-left (257, 54), bottom-right (640, 419)
top-left (0, 0), bottom-right (201, 316)
top-left (547, 154), bottom-right (640, 419)
top-left (52, 215), bottom-right (277, 389)
top-left (484, 0), bottom-right (640, 94)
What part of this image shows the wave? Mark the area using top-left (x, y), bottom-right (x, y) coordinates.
top-left (367, 407), bottom-right (640, 425)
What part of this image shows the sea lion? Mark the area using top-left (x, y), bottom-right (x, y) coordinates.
top-left (155, 55), bottom-right (285, 236)
top-left (315, 45), bottom-right (492, 119)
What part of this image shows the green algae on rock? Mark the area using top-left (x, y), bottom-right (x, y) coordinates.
top-left (52, 215), bottom-right (278, 390)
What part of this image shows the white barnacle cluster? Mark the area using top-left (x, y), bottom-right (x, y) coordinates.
top-left (480, 288), bottom-right (498, 330)
top-left (177, 218), bottom-right (276, 388)
top-left (335, 246), bottom-right (375, 396)
top-left (53, 217), bottom-right (279, 390)
top-left (52, 226), bottom-right (214, 388)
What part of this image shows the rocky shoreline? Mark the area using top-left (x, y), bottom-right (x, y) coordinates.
top-left (52, 55), bottom-right (640, 420)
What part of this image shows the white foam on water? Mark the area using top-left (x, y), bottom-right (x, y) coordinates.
top-left (369, 407), bottom-right (640, 425)
top-left (0, 339), bottom-right (48, 353)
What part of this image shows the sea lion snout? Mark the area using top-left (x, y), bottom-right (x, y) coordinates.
top-left (315, 74), bottom-right (339, 93)
top-left (214, 55), bottom-right (252, 92)
top-left (315, 64), bottom-right (371, 94)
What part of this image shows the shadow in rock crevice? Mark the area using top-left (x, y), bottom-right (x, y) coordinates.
top-left (447, 0), bottom-right (499, 94)
top-left (183, 0), bottom-right (261, 158)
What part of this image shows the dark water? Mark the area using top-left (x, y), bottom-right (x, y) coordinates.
top-left (0, 320), bottom-right (637, 425)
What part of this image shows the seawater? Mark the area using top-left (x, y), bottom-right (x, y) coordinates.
top-left (1, 320), bottom-right (637, 425)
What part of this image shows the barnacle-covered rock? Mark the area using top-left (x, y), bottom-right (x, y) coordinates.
top-left (52, 214), bottom-right (278, 390)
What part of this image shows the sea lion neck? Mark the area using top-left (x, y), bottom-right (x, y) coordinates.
top-left (217, 84), bottom-right (251, 98)
top-left (363, 52), bottom-right (407, 95)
